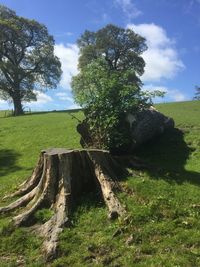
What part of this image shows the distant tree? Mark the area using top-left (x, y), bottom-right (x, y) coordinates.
top-left (0, 5), bottom-right (62, 115)
top-left (194, 86), bottom-right (200, 100)
top-left (72, 24), bottom-right (163, 151)
top-left (77, 24), bottom-right (147, 72)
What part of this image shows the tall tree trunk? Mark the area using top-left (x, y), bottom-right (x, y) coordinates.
top-left (12, 92), bottom-right (24, 116)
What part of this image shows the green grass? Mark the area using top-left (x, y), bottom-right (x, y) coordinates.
top-left (0, 110), bottom-right (13, 118)
top-left (0, 101), bottom-right (200, 266)
top-left (0, 111), bottom-right (83, 198)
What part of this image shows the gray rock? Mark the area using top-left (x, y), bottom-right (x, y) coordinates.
top-left (127, 107), bottom-right (174, 149)
top-left (77, 107), bottom-right (174, 152)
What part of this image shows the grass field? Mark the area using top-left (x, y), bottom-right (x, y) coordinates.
top-left (0, 101), bottom-right (200, 266)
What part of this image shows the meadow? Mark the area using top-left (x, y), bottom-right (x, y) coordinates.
top-left (0, 101), bottom-right (200, 266)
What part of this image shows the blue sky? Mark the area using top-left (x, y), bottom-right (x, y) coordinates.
top-left (0, 0), bottom-right (200, 111)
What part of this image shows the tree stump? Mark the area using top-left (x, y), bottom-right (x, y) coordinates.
top-left (0, 148), bottom-right (126, 261)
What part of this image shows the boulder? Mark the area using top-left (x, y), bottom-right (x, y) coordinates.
top-left (77, 107), bottom-right (174, 152)
top-left (127, 107), bottom-right (174, 149)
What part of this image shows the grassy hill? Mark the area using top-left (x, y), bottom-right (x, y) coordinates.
top-left (0, 101), bottom-right (200, 266)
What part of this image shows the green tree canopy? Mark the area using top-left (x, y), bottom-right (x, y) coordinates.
top-left (0, 5), bottom-right (62, 115)
top-left (72, 24), bottom-right (162, 151)
top-left (77, 24), bottom-right (147, 74)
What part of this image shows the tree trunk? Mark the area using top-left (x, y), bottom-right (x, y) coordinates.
top-left (12, 93), bottom-right (24, 116)
top-left (0, 148), bottom-right (127, 262)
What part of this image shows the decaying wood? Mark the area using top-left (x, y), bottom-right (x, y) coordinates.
top-left (0, 148), bottom-right (126, 261)
top-left (3, 153), bottom-right (44, 200)
top-left (88, 151), bottom-right (125, 219)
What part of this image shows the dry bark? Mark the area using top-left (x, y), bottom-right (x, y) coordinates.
top-left (0, 148), bottom-right (126, 261)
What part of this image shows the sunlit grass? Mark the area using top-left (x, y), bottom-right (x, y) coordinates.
top-left (0, 101), bottom-right (200, 266)
top-left (0, 111), bottom-right (83, 198)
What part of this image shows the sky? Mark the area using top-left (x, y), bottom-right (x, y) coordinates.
top-left (0, 0), bottom-right (200, 111)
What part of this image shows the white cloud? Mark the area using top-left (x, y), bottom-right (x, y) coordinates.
top-left (54, 43), bottom-right (79, 90)
top-left (114, 0), bottom-right (142, 19)
top-left (0, 91), bottom-right (53, 111)
top-left (0, 99), bottom-right (7, 104)
top-left (0, 99), bottom-right (10, 110)
top-left (55, 92), bottom-right (74, 102)
top-left (127, 23), bottom-right (185, 82)
top-left (143, 84), bottom-right (187, 102)
top-left (26, 91), bottom-right (53, 106)
top-left (130, 23), bottom-right (172, 48)
top-left (166, 89), bottom-right (187, 102)
top-left (68, 103), bottom-right (80, 110)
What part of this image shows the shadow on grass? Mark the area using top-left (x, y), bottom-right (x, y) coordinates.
top-left (134, 128), bottom-right (200, 185)
top-left (74, 191), bottom-right (104, 210)
top-left (0, 149), bottom-right (22, 177)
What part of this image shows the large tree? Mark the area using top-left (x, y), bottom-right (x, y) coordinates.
top-left (72, 24), bottom-right (162, 151)
top-left (0, 5), bottom-right (62, 115)
top-left (77, 24), bottom-right (147, 71)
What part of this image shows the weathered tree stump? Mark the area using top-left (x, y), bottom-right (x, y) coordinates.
top-left (0, 148), bottom-right (126, 261)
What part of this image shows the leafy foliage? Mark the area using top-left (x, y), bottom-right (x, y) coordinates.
top-left (0, 5), bottom-right (62, 115)
top-left (73, 59), bottom-right (150, 151)
top-left (77, 24), bottom-right (147, 73)
top-left (72, 24), bottom-right (163, 151)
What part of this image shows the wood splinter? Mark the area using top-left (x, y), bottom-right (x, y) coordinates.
top-left (0, 148), bottom-right (126, 261)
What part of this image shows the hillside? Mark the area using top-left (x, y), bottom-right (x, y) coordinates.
top-left (0, 101), bottom-right (200, 266)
